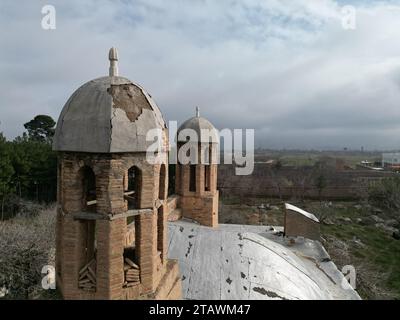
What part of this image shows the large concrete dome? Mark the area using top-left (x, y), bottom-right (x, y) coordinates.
top-left (168, 220), bottom-right (361, 300)
top-left (53, 48), bottom-right (167, 153)
top-left (178, 108), bottom-right (219, 143)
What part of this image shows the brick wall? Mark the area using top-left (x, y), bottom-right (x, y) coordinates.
top-left (284, 210), bottom-right (320, 241)
top-left (180, 193), bottom-right (218, 227)
top-left (56, 151), bottom-right (181, 300)
top-left (178, 146), bottom-right (219, 227)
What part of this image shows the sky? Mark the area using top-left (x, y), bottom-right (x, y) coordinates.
top-left (1, 0), bottom-right (400, 150)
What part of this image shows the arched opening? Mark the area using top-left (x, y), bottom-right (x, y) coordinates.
top-left (77, 166), bottom-right (97, 291)
top-left (80, 166), bottom-right (96, 212)
top-left (125, 166), bottom-right (141, 210)
top-left (157, 164), bottom-right (167, 262)
top-left (204, 145), bottom-right (212, 192)
top-left (78, 220), bottom-right (97, 292)
top-left (123, 166), bottom-right (141, 257)
top-left (159, 164), bottom-right (166, 200)
top-left (168, 164), bottom-right (176, 196)
top-left (157, 206), bottom-right (163, 261)
top-left (123, 166), bottom-right (142, 288)
top-left (80, 220), bottom-right (96, 263)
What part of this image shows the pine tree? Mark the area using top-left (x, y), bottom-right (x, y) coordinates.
top-left (0, 133), bottom-right (15, 220)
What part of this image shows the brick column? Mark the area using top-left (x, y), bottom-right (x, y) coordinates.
top-left (96, 218), bottom-right (125, 299)
top-left (60, 216), bottom-right (83, 299)
top-left (157, 205), bottom-right (168, 265)
top-left (197, 164), bottom-right (205, 196)
top-left (136, 211), bottom-right (157, 294)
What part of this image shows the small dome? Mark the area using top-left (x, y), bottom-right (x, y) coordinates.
top-left (178, 108), bottom-right (219, 143)
top-left (53, 49), bottom-right (167, 153)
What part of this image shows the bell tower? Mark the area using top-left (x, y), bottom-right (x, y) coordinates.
top-left (53, 48), bottom-right (182, 300)
top-left (175, 108), bottom-right (219, 227)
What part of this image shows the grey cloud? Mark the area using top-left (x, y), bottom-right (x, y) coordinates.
top-left (1, 0), bottom-right (400, 150)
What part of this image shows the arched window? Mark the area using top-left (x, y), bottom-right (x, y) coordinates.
top-left (168, 164), bottom-right (176, 196)
top-left (77, 166), bottom-right (97, 290)
top-left (80, 166), bottom-right (96, 212)
top-left (123, 166), bottom-right (142, 286)
top-left (125, 166), bottom-right (141, 210)
top-left (157, 164), bottom-right (167, 262)
top-left (204, 145), bottom-right (212, 192)
top-left (159, 164), bottom-right (166, 200)
top-left (157, 206), bottom-right (163, 261)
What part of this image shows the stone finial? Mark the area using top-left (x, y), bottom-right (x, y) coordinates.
top-left (196, 106), bottom-right (200, 117)
top-left (109, 47), bottom-right (119, 76)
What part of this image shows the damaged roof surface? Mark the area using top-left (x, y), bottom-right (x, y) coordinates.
top-left (178, 114), bottom-right (219, 143)
top-left (53, 76), bottom-right (166, 153)
top-left (168, 220), bottom-right (360, 300)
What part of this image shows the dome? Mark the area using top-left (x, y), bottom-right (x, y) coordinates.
top-left (168, 220), bottom-right (361, 300)
top-left (53, 48), bottom-right (167, 153)
top-left (177, 107), bottom-right (219, 143)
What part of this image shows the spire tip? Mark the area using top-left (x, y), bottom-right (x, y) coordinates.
top-left (109, 47), bottom-right (119, 76)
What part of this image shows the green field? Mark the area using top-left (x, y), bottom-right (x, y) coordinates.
top-left (254, 150), bottom-right (382, 168)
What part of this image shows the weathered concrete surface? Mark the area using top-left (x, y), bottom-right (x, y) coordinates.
top-left (168, 220), bottom-right (361, 300)
top-left (53, 76), bottom-right (167, 153)
top-left (178, 114), bottom-right (219, 143)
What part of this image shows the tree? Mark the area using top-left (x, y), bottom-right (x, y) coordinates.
top-left (274, 159), bottom-right (283, 170)
top-left (0, 133), bottom-right (15, 220)
top-left (315, 174), bottom-right (327, 200)
top-left (10, 134), bottom-right (31, 199)
top-left (368, 177), bottom-right (400, 211)
top-left (0, 115), bottom-right (58, 220)
top-left (23, 115), bottom-right (56, 143)
top-left (10, 134), bottom-right (57, 203)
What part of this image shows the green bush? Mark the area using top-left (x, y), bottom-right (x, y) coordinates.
top-left (0, 208), bottom-right (55, 299)
top-left (368, 177), bottom-right (400, 211)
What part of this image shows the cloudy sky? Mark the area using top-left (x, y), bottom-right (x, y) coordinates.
top-left (1, 0), bottom-right (400, 150)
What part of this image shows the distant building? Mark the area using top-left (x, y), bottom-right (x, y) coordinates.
top-left (382, 153), bottom-right (400, 169)
top-left (360, 160), bottom-right (372, 167)
top-left (356, 160), bottom-right (384, 171)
